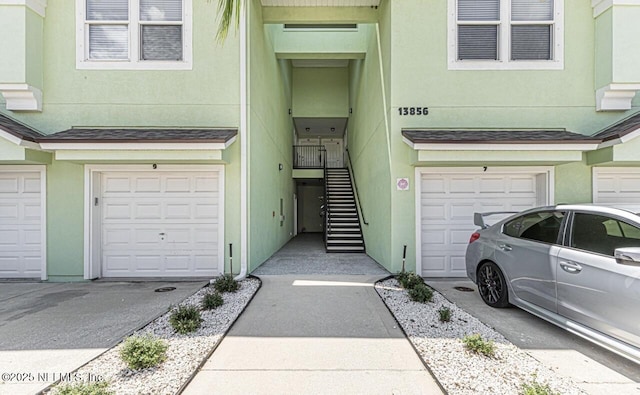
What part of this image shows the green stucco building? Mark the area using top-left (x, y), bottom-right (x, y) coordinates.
top-left (1, 0), bottom-right (639, 281)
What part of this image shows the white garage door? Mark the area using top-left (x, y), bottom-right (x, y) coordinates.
top-left (0, 170), bottom-right (44, 278)
top-left (419, 170), bottom-right (548, 277)
top-left (101, 171), bottom-right (221, 277)
top-left (594, 168), bottom-right (640, 210)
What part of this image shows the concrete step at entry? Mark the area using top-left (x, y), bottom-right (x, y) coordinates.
top-left (326, 246), bottom-right (365, 252)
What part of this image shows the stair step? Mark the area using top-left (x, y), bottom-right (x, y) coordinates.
top-left (327, 239), bottom-right (363, 245)
top-left (328, 234), bottom-right (362, 239)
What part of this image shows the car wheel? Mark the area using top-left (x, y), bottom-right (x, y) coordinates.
top-left (477, 261), bottom-right (509, 308)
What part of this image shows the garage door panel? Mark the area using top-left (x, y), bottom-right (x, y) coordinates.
top-left (450, 256), bottom-right (467, 273)
top-left (0, 204), bottom-right (19, 219)
top-left (421, 177), bottom-right (445, 193)
top-left (595, 169), bottom-right (640, 210)
top-left (423, 256), bottom-right (446, 272)
top-left (478, 177), bottom-right (506, 193)
top-left (104, 204), bottom-right (131, 219)
top-left (135, 177), bottom-right (161, 192)
top-left (166, 177), bottom-right (191, 192)
top-left (450, 177), bottom-right (476, 193)
top-left (421, 229), bottom-right (446, 246)
top-left (165, 256), bottom-right (190, 271)
top-left (23, 177), bottom-right (41, 193)
top-left (166, 203), bottom-right (191, 219)
top-left (421, 171), bottom-right (541, 277)
top-left (510, 177), bottom-right (535, 193)
top-left (0, 171), bottom-right (43, 279)
top-left (450, 203), bottom-right (475, 220)
top-left (195, 176), bottom-right (218, 192)
top-left (103, 176), bottom-right (131, 193)
top-left (135, 203), bottom-right (163, 219)
top-left (100, 170), bottom-right (221, 277)
top-left (0, 177), bottom-right (19, 193)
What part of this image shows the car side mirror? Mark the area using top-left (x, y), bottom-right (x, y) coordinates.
top-left (614, 247), bottom-right (640, 266)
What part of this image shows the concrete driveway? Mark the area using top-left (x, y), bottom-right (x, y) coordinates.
top-left (427, 279), bottom-right (640, 395)
top-left (0, 280), bottom-right (206, 395)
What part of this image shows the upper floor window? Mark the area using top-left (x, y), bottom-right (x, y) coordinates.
top-left (76, 0), bottom-right (192, 70)
top-left (448, 0), bottom-right (563, 70)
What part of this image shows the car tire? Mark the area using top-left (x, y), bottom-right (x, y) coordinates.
top-left (477, 261), bottom-right (509, 308)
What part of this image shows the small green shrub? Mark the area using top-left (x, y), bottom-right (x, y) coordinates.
top-left (396, 271), bottom-right (409, 286)
top-left (408, 283), bottom-right (433, 303)
top-left (397, 272), bottom-right (424, 290)
top-left (119, 334), bottom-right (168, 370)
top-left (521, 381), bottom-right (558, 395)
top-left (213, 274), bottom-right (240, 293)
top-left (462, 334), bottom-right (496, 357)
top-left (169, 305), bottom-right (202, 334)
top-left (202, 291), bottom-right (224, 310)
top-left (438, 306), bottom-right (452, 322)
top-left (54, 381), bottom-right (113, 395)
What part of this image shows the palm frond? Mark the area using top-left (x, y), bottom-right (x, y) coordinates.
top-left (212, 0), bottom-right (242, 42)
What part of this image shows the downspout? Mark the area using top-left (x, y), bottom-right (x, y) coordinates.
top-left (236, 0), bottom-right (249, 281)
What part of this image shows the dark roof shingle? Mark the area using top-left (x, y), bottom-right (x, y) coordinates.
top-left (0, 113), bottom-right (45, 142)
top-left (402, 129), bottom-right (600, 144)
top-left (592, 112), bottom-right (640, 141)
top-left (38, 128), bottom-right (237, 143)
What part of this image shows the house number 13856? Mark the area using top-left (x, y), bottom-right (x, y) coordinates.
top-left (398, 107), bottom-right (429, 116)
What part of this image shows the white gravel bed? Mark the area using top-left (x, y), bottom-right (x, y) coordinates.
top-left (376, 278), bottom-right (586, 395)
top-left (51, 278), bottom-right (259, 395)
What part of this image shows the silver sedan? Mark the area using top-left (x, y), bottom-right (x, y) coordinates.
top-left (465, 204), bottom-right (640, 365)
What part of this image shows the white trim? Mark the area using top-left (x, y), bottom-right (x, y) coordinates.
top-left (0, 129), bottom-right (25, 146)
top-left (238, 0), bottom-right (248, 280)
top-left (595, 84), bottom-right (640, 112)
top-left (404, 127), bottom-right (640, 152)
top-left (414, 166), bottom-right (554, 277)
top-left (447, 0), bottom-right (564, 71)
top-left (83, 164), bottom-right (225, 279)
top-left (39, 139), bottom-right (235, 151)
top-left (596, 127), bottom-right (640, 149)
top-left (0, 128), bottom-right (41, 150)
top-left (75, 0), bottom-right (193, 71)
top-left (406, 141), bottom-right (599, 151)
top-left (0, 0), bottom-right (47, 17)
top-left (0, 84), bottom-right (42, 112)
top-left (592, 0), bottom-right (640, 17)
top-left (0, 165), bottom-right (47, 280)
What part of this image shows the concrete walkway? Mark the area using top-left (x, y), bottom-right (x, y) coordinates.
top-left (184, 275), bottom-right (443, 395)
top-left (253, 233), bottom-right (389, 276)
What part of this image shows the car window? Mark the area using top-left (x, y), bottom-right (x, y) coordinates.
top-left (503, 211), bottom-right (564, 244)
top-left (571, 213), bottom-right (640, 256)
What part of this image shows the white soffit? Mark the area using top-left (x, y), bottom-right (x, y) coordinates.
top-left (262, 0), bottom-right (379, 6)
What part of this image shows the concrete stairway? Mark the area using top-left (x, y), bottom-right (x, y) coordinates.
top-left (324, 168), bottom-right (365, 253)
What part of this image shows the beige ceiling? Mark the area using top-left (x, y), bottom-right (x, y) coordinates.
top-left (294, 117), bottom-right (348, 138)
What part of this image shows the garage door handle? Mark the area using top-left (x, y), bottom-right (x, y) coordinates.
top-left (560, 261), bottom-right (582, 274)
top-left (499, 244), bottom-right (512, 252)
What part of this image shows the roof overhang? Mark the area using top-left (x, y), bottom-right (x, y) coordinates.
top-left (0, 128), bottom-right (41, 150)
top-left (403, 137), bottom-right (600, 152)
top-left (39, 137), bottom-right (236, 151)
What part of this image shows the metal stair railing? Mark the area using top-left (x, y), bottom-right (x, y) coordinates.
top-left (345, 148), bottom-right (368, 226)
top-left (323, 149), bottom-right (330, 251)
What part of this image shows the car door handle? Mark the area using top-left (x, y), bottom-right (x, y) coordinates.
top-left (498, 244), bottom-right (512, 252)
top-left (560, 261), bottom-right (582, 274)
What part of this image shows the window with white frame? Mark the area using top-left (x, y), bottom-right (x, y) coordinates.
top-left (448, 0), bottom-right (563, 70)
top-left (77, 0), bottom-right (192, 70)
